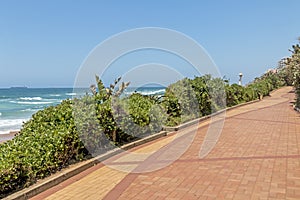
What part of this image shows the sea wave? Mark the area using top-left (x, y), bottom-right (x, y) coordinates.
top-left (140, 89), bottom-right (165, 95)
top-left (126, 89), bottom-right (165, 96)
top-left (10, 101), bottom-right (53, 105)
top-left (124, 88), bottom-right (165, 96)
top-left (19, 97), bottom-right (43, 101)
top-left (50, 94), bottom-right (61, 97)
top-left (66, 93), bottom-right (76, 96)
top-left (21, 108), bottom-right (40, 112)
top-left (0, 119), bottom-right (27, 130)
top-left (0, 96), bottom-right (10, 102)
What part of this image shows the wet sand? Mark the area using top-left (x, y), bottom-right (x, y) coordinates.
top-left (0, 131), bottom-right (18, 144)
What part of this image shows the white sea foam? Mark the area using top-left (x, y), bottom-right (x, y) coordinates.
top-left (50, 94), bottom-right (61, 97)
top-left (21, 108), bottom-right (40, 112)
top-left (10, 101), bottom-right (53, 105)
top-left (20, 97), bottom-right (42, 101)
top-left (66, 93), bottom-right (76, 96)
top-left (0, 112), bottom-right (1, 116)
top-left (0, 119), bottom-right (28, 133)
top-left (123, 88), bottom-right (165, 96)
top-left (0, 119), bottom-right (27, 127)
top-left (139, 89), bottom-right (165, 95)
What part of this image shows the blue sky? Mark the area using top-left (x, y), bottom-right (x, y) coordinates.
top-left (0, 0), bottom-right (300, 88)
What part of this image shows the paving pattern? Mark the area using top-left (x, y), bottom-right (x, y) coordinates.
top-left (31, 87), bottom-right (300, 200)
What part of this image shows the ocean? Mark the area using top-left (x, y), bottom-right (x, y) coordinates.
top-left (0, 87), bottom-right (165, 135)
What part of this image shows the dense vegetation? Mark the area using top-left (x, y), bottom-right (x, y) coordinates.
top-left (0, 100), bottom-right (85, 197)
top-left (163, 72), bottom-right (284, 126)
top-left (0, 50), bottom-right (296, 197)
top-left (0, 76), bottom-right (165, 198)
top-left (280, 39), bottom-right (300, 109)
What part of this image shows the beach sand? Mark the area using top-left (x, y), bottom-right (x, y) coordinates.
top-left (0, 131), bottom-right (18, 144)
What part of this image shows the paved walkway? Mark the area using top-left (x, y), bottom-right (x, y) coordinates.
top-left (31, 87), bottom-right (300, 200)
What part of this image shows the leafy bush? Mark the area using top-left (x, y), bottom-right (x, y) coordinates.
top-left (283, 41), bottom-right (300, 108)
top-left (0, 100), bottom-right (86, 198)
top-left (0, 76), bottom-right (167, 197)
top-left (190, 76), bottom-right (212, 116)
top-left (115, 93), bottom-right (166, 138)
top-left (73, 95), bottom-right (110, 156)
top-left (206, 77), bottom-right (227, 111)
top-left (225, 83), bottom-right (245, 107)
top-left (163, 78), bottom-right (200, 126)
top-left (163, 75), bottom-right (227, 126)
top-left (243, 85), bottom-right (258, 101)
top-left (162, 89), bottom-right (181, 126)
top-left (163, 71), bottom-right (285, 125)
top-left (296, 77), bottom-right (300, 108)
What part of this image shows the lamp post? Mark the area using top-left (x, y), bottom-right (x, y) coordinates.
top-left (238, 73), bottom-right (243, 86)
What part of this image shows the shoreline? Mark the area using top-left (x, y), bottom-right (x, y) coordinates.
top-left (0, 131), bottom-right (18, 144)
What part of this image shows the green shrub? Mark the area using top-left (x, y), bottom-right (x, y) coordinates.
top-left (190, 76), bottom-right (212, 116)
top-left (73, 95), bottom-right (110, 156)
top-left (163, 78), bottom-right (200, 126)
top-left (225, 83), bottom-right (245, 107)
top-left (0, 76), bottom-right (169, 197)
top-left (116, 93), bottom-right (166, 138)
top-left (163, 71), bottom-right (285, 125)
top-left (0, 100), bottom-right (86, 198)
top-left (163, 75), bottom-right (227, 125)
top-left (162, 90), bottom-right (182, 126)
top-left (206, 77), bottom-right (227, 111)
top-left (283, 41), bottom-right (300, 108)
